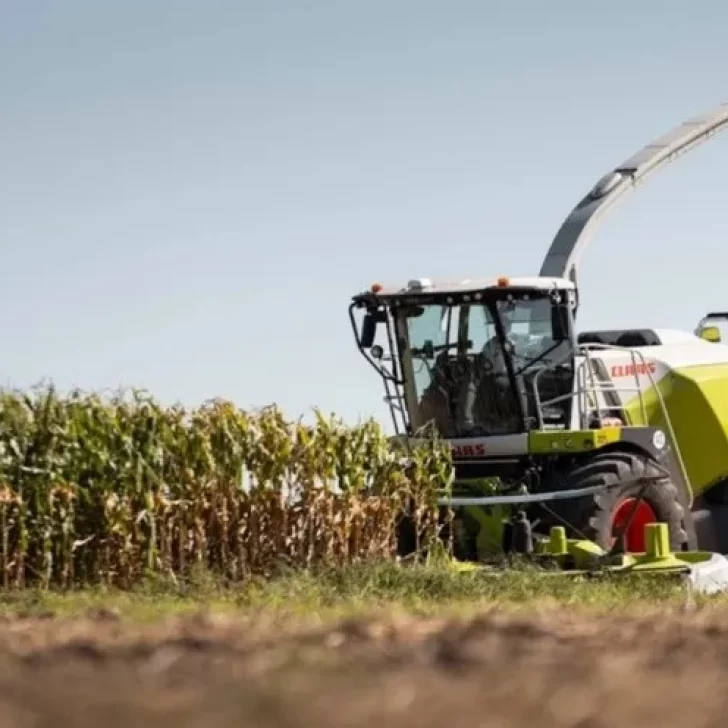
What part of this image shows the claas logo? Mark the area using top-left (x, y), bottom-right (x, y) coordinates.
top-left (450, 443), bottom-right (487, 458)
top-left (610, 362), bottom-right (657, 378)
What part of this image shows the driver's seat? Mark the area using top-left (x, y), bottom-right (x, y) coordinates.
top-left (414, 352), bottom-right (456, 433)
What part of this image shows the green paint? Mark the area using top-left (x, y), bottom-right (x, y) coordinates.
top-left (528, 427), bottom-right (622, 454)
top-left (452, 478), bottom-right (508, 557)
top-left (623, 364), bottom-right (728, 499)
top-left (464, 504), bottom-right (506, 558)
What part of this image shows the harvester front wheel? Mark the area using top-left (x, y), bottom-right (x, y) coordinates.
top-left (552, 451), bottom-right (696, 554)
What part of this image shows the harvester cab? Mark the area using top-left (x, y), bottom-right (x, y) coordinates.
top-left (349, 101), bottom-right (728, 594)
top-left (350, 275), bottom-right (577, 443)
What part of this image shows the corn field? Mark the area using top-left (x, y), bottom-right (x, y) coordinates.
top-left (0, 385), bottom-right (453, 589)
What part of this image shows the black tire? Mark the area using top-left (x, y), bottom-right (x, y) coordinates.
top-left (545, 450), bottom-right (697, 553)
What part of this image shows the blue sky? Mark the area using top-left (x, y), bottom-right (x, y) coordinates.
top-left (2, 0), bottom-right (728, 427)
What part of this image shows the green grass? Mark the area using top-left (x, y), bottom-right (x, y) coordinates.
top-left (0, 560), bottom-right (719, 624)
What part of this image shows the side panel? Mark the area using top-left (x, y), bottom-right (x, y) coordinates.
top-left (622, 364), bottom-right (728, 499)
top-left (528, 427), bottom-right (622, 453)
top-left (529, 425), bottom-right (667, 459)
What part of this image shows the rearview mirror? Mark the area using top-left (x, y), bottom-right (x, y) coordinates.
top-left (361, 313), bottom-right (377, 347)
top-left (551, 304), bottom-right (570, 341)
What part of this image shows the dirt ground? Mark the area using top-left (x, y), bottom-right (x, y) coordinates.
top-left (0, 606), bottom-right (726, 728)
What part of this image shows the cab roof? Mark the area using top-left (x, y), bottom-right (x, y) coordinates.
top-left (358, 275), bottom-right (575, 299)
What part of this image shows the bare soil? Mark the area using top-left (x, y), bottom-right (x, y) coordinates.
top-left (0, 606), bottom-right (725, 727)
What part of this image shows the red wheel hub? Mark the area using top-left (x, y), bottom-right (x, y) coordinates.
top-left (610, 498), bottom-right (658, 552)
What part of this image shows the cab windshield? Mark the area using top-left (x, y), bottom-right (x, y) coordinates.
top-left (400, 294), bottom-right (572, 437)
